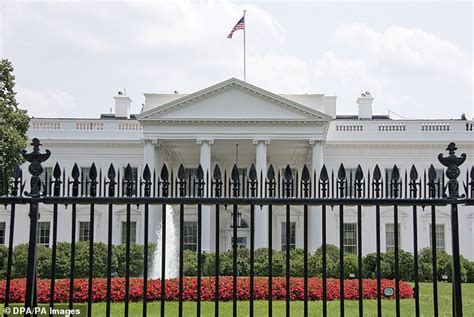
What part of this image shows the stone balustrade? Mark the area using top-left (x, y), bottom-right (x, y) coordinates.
top-left (331, 120), bottom-right (473, 133)
top-left (29, 119), bottom-right (142, 131)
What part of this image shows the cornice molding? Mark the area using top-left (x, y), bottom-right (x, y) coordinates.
top-left (325, 142), bottom-right (474, 149)
top-left (39, 140), bottom-right (143, 147)
top-left (140, 118), bottom-right (328, 125)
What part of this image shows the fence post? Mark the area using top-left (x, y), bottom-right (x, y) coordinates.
top-left (22, 138), bottom-right (51, 313)
top-left (438, 142), bottom-right (466, 317)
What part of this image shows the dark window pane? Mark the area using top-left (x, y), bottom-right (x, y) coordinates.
top-left (0, 222), bottom-right (6, 245)
top-left (183, 221), bottom-right (197, 251)
top-left (281, 222), bottom-right (296, 251)
top-left (343, 223), bottom-right (357, 254)
top-left (231, 236), bottom-right (247, 248)
top-left (122, 221), bottom-right (137, 244)
top-left (385, 223), bottom-right (401, 252)
top-left (79, 221), bottom-right (90, 242)
top-left (36, 221), bottom-right (50, 246)
top-left (430, 224), bottom-right (445, 252)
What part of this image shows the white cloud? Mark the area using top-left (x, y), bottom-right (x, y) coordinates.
top-left (2, 3), bottom-right (472, 119)
top-left (248, 54), bottom-right (311, 93)
top-left (335, 23), bottom-right (471, 81)
top-left (312, 23), bottom-right (472, 118)
top-left (16, 88), bottom-right (77, 118)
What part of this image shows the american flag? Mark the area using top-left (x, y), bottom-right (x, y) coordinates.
top-left (227, 16), bottom-right (245, 39)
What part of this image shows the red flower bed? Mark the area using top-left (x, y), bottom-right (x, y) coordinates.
top-left (0, 277), bottom-right (412, 303)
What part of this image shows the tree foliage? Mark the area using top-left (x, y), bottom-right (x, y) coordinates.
top-left (0, 59), bottom-right (29, 184)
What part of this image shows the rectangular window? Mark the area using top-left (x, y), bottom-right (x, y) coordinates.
top-left (0, 222), bottom-right (6, 245)
top-left (430, 224), bottom-right (445, 252)
top-left (231, 237), bottom-right (248, 249)
top-left (122, 166), bottom-right (138, 196)
top-left (79, 221), bottom-right (90, 242)
top-left (36, 222), bottom-right (50, 246)
top-left (281, 222), bottom-right (296, 251)
top-left (343, 223), bottom-right (357, 254)
top-left (81, 167), bottom-right (91, 196)
top-left (121, 221), bottom-right (137, 244)
top-left (385, 223), bottom-right (401, 252)
top-left (183, 221), bottom-right (197, 251)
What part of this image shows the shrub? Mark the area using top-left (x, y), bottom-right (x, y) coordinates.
top-left (417, 248), bottom-right (470, 282)
top-left (253, 248), bottom-right (269, 276)
top-left (342, 254), bottom-right (358, 279)
top-left (462, 258), bottom-right (474, 283)
top-left (362, 253), bottom-right (377, 279)
top-left (36, 245), bottom-right (52, 279)
top-left (182, 249), bottom-right (197, 276)
top-left (288, 249), bottom-right (304, 277)
top-left (219, 251), bottom-right (234, 276)
top-left (379, 250), bottom-right (413, 281)
top-left (307, 253), bottom-right (321, 277)
top-left (315, 244), bottom-right (339, 263)
top-left (115, 243), bottom-right (151, 277)
top-left (271, 251), bottom-right (286, 277)
top-left (398, 250), bottom-right (414, 281)
top-left (314, 244), bottom-right (340, 278)
top-left (0, 245), bottom-right (8, 279)
top-left (3, 243), bottom-right (472, 283)
top-left (12, 243), bottom-right (29, 278)
top-left (55, 242), bottom-right (72, 279)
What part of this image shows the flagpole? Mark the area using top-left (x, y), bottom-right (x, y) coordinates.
top-left (243, 10), bottom-right (247, 82)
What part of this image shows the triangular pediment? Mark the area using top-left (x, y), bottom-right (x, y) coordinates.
top-left (138, 78), bottom-right (331, 122)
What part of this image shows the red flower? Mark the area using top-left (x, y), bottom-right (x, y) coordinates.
top-left (0, 277), bottom-right (413, 303)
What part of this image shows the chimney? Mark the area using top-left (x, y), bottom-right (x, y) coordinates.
top-left (114, 92), bottom-right (132, 119)
top-left (322, 96), bottom-right (337, 118)
top-left (357, 92), bottom-right (373, 119)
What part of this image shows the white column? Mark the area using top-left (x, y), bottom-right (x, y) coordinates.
top-left (143, 139), bottom-right (159, 244)
top-left (253, 139), bottom-right (270, 249)
top-left (309, 139), bottom-right (324, 251)
top-left (197, 138), bottom-right (214, 252)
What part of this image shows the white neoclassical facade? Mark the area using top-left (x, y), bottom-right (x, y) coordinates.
top-left (1, 78), bottom-right (473, 259)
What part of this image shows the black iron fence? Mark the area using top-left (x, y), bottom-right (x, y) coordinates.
top-left (0, 138), bottom-right (473, 317)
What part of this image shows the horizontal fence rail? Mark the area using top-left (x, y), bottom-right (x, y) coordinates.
top-left (0, 139), bottom-right (472, 317)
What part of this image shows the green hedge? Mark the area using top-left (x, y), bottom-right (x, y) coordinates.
top-left (2, 243), bottom-right (156, 279)
top-left (1, 243), bottom-right (474, 282)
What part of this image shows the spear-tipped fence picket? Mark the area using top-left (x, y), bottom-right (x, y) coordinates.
top-left (0, 138), bottom-right (472, 317)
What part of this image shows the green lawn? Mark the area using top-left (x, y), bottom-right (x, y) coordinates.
top-left (2, 283), bottom-right (473, 316)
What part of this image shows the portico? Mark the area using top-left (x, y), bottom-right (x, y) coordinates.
top-left (137, 78), bottom-right (331, 251)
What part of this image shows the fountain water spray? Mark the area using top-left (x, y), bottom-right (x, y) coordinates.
top-left (150, 205), bottom-right (178, 279)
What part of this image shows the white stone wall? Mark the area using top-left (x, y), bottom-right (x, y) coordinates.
top-left (2, 79), bottom-right (472, 260)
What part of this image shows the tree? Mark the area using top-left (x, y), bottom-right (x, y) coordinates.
top-left (0, 59), bottom-right (29, 190)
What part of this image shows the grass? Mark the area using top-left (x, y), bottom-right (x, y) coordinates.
top-left (2, 283), bottom-right (473, 316)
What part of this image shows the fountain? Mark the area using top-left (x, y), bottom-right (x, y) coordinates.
top-left (150, 205), bottom-right (178, 279)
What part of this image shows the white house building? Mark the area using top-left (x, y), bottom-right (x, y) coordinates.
top-left (1, 78), bottom-right (473, 259)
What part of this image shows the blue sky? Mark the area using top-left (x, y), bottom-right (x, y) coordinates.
top-left (1, 1), bottom-right (472, 119)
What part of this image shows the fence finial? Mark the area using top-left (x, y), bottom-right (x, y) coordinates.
top-left (21, 138), bottom-right (51, 197)
top-left (438, 142), bottom-right (466, 198)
